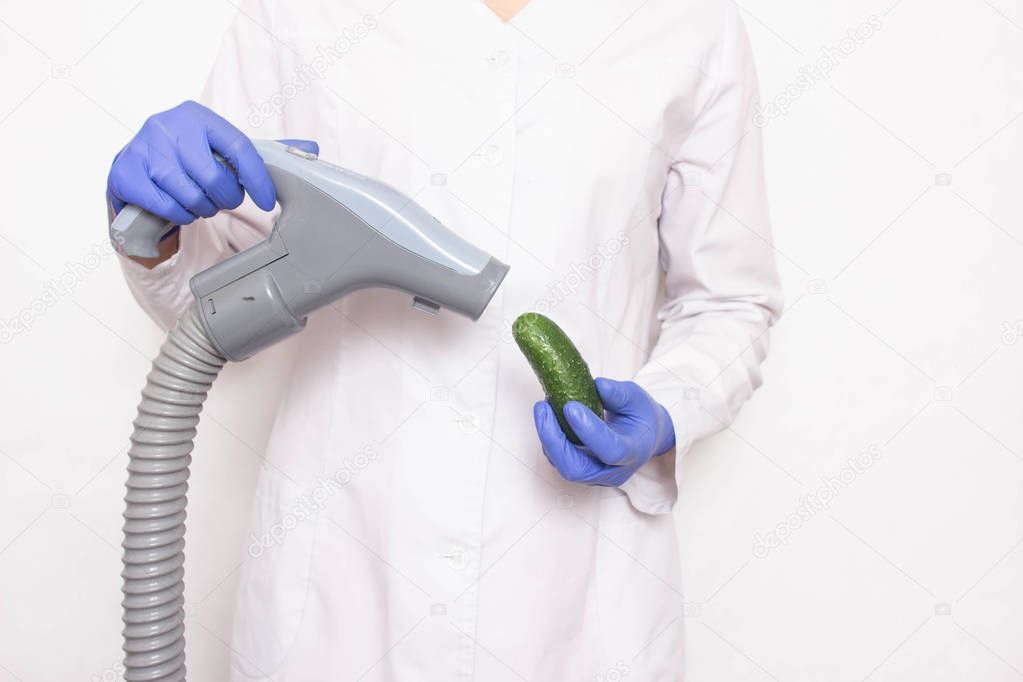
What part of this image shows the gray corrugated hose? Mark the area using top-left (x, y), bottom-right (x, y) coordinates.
top-left (120, 304), bottom-right (225, 681)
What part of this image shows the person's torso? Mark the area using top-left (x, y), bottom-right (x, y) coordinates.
top-left (226, 1), bottom-right (726, 678)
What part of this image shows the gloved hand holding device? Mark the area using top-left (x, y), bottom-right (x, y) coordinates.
top-left (535, 378), bottom-right (675, 487)
top-left (106, 99), bottom-right (317, 238)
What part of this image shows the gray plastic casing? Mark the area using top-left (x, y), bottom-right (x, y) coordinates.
top-left (111, 140), bottom-right (509, 361)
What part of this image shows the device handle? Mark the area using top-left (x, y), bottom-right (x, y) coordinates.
top-left (109, 152), bottom-right (237, 259)
top-left (109, 205), bottom-right (177, 258)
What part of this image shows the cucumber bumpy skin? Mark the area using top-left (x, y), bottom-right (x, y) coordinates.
top-left (512, 312), bottom-right (604, 444)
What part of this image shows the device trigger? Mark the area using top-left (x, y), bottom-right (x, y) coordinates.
top-left (286, 145), bottom-right (318, 161)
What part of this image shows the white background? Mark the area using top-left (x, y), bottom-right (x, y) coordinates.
top-left (1, 1), bottom-right (1021, 680)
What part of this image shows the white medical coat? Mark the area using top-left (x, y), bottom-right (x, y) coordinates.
top-left (120, 1), bottom-right (782, 679)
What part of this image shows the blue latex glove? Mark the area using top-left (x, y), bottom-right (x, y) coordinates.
top-left (107, 100), bottom-right (318, 226)
top-left (534, 378), bottom-right (676, 486)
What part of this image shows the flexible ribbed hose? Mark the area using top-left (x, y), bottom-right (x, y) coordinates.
top-left (121, 304), bottom-right (225, 681)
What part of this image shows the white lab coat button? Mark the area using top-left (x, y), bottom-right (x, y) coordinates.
top-left (480, 144), bottom-right (503, 167)
top-left (442, 548), bottom-right (470, 570)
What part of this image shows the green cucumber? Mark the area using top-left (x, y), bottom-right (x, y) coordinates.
top-left (512, 312), bottom-right (604, 444)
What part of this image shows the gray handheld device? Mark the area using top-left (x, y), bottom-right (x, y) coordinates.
top-left (110, 140), bottom-right (510, 360)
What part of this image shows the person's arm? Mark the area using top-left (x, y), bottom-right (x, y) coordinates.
top-left (622, 6), bottom-right (784, 513)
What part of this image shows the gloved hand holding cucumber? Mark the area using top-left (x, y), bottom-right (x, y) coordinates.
top-left (513, 313), bottom-right (676, 486)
